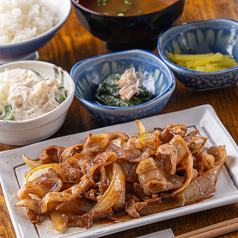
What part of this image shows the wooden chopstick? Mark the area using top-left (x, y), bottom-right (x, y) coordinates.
top-left (174, 217), bottom-right (238, 238)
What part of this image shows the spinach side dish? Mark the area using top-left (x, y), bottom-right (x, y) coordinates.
top-left (95, 68), bottom-right (156, 107)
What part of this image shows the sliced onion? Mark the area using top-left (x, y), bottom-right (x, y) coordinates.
top-left (24, 163), bottom-right (58, 184)
top-left (202, 154), bottom-right (215, 170)
top-left (23, 154), bottom-right (42, 169)
top-left (50, 210), bottom-right (67, 232)
top-left (89, 162), bottom-right (125, 215)
top-left (88, 151), bottom-right (117, 176)
top-left (136, 120), bottom-right (146, 134)
top-left (113, 184), bottom-right (126, 212)
top-left (172, 151), bottom-right (194, 196)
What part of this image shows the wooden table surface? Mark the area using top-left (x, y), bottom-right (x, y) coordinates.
top-left (1, 0), bottom-right (238, 237)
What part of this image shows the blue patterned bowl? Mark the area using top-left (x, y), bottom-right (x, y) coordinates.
top-left (0, 0), bottom-right (71, 63)
top-left (70, 49), bottom-right (176, 125)
top-left (158, 18), bottom-right (238, 90)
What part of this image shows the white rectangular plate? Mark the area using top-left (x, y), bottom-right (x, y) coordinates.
top-left (1, 104), bottom-right (238, 238)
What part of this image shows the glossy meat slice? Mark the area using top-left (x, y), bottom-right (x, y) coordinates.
top-left (139, 193), bottom-right (185, 216)
top-left (16, 175), bottom-right (93, 214)
top-left (184, 129), bottom-right (208, 154)
top-left (125, 195), bottom-right (148, 218)
top-left (56, 196), bottom-right (94, 214)
top-left (60, 144), bottom-right (83, 163)
top-left (17, 168), bottom-right (63, 199)
top-left (15, 121), bottom-right (227, 231)
top-left (182, 145), bottom-right (226, 204)
top-left (39, 145), bottom-right (65, 164)
top-left (136, 157), bottom-right (185, 196)
top-left (159, 124), bottom-right (187, 143)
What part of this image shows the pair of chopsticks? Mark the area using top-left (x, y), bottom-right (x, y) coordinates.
top-left (174, 217), bottom-right (238, 238)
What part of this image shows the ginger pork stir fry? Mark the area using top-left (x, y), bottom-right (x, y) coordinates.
top-left (16, 121), bottom-right (226, 231)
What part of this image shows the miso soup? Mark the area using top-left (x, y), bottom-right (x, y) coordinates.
top-left (77, 0), bottom-right (178, 16)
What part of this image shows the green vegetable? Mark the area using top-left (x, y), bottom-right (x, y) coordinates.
top-left (44, 77), bottom-right (66, 104)
top-left (97, 0), bottom-right (101, 7)
top-left (29, 69), bottom-right (40, 75)
top-left (54, 81), bottom-right (66, 104)
top-left (95, 73), bottom-right (156, 107)
top-left (124, 0), bottom-right (132, 6)
top-left (95, 0), bottom-right (135, 16)
top-left (0, 103), bottom-right (14, 120)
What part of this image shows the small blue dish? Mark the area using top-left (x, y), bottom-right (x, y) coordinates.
top-left (158, 18), bottom-right (238, 90)
top-left (70, 49), bottom-right (176, 125)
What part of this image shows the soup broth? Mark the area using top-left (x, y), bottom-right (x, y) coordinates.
top-left (77, 0), bottom-right (178, 16)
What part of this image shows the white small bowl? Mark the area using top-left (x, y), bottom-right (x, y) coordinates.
top-left (0, 0), bottom-right (71, 63)
top-left (0, 61), bottom-right (75, 145)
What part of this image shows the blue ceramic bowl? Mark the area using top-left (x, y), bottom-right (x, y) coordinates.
top-left (0, 0), bottom-right (71, 63)
top-left (158, 18), bottom-right (238, 90)
top-left (71, 0), bottom-right (185, 51)
top-left (70, 49), bottom-right (176, 125)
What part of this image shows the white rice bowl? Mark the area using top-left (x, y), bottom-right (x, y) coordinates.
top-left (0, 0), bottom-right (59, 44)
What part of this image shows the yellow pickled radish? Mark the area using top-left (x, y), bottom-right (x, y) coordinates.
top-left (24, 163), bottom-right (58, 185)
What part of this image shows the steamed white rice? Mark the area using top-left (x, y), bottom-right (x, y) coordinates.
top-left (0, 0), bottom-right (59, 44)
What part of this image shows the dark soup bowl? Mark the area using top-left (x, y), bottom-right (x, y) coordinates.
top-left (71, 0), bottom-right (185, 51)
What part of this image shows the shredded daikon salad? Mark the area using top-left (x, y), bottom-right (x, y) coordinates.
top-left (0, 69), bottom-right (66, 121)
